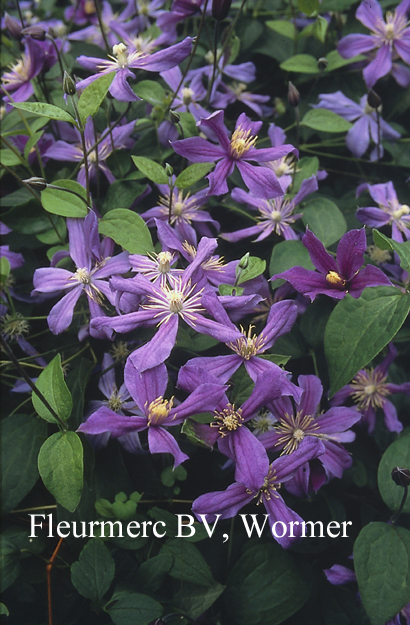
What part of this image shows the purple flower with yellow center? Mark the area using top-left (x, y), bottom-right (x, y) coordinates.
top-left (192, 434), bottom-right (325, 548)
top-left (221, 176), bottom-right (317, 243)
top-left (2, 36), bottom-right (45, 105)
top-left (171, 110), bottom-right (297, 199)
top-left (76, 37), bottom-right (192, 102)
top-left (91, 238), bottom-right (243, 372)
top-left (129, 249), bottom-right (181, 288)
top-left (78, 360), bottom-right (227, 467)
top-left (330, 343), bottom-right (410, 433)
top-left (338, 0), bottom-right (410, 88)
top-left (272, 227), bottom-right (392, 301)
top-left (356, 181), bottom-right (410, 241)
top-left (258, 375), bottom-right (361, 497)
top-left (32, 211), bottom-right (130, 336)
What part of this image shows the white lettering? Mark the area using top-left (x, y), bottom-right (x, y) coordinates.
top-left (29, 514), bottom-right (45, 538)
top-left (176, 514), bottom-right (195, 537)
top-left (240, 514), bottom-right (270, 537)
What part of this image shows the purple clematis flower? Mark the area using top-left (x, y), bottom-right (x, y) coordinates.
top-left (337, 0), bottom-right (410, 88)
top-left (171, 110), bottom-right (298, 199)
top-left (2, 36), bottom-right (45, 105)
top-left (356, 181), bottom-right (410, 241)
top-left (76, 37), bottom-right (192, 102)
top-left (192, 434), bottom-right (325, 548)
top-left (44, 119), bottom-right (135, 187)
top-left (330, 343), bottom-right (410, 433)
top-left (258, 375), bottom-right (361, 497)
top-left (78, 359), bottom-right (227, 467)
top-left (0, 223), bottom-right (24, 269)
top-left (314, 92), bottom-right (401, 161)
top-left (32, 211), bottom-right (130, 336)
top-left (272, 227), bottom-right (392, 301)
top-left (221, 176), bottom-right (318, 243)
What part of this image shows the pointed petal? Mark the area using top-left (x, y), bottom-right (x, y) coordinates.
top-left (124, 360), bottom-right (168, 408)
top-left (148, 427), bottom-right (189, 468)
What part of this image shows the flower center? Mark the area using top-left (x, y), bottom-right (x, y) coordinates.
top-left (147, 396), bottom-right (173, 426)
top-left (326, 271), bottom-right (346, 287)
top-left (274, 411), bottom-right (319, 454)
top-left (110, 341), bottom-right (129, 361)
top-left (249, 466), bottom-right (281, 504)
top-left (1, 313), bottom-right (30, 339)
top-left (74, 267), bottom-right (92, 285)
top-left (111, 43), bottom-right (128, 68)
top-left (138, 0), bottom-right (150, 15)
top-left (229, 126), bottom-right (257, 159)
top-left (84, 0), bottom-right (96, 14)
top-left (228, 325), bottom-right (266, 360)
top-left (367, 245), bottom-right (391, 265)
top-left (251, 410), bottom-right (277, 435)
top-left (108, 391), bottom-right (124, 412)
top-left (350, 368), bottom-right (390, 410)
top-left (384, 14), bottom-right (395, 40)
top-left (167, 290), bottom-right (185, 313)
top-left (391, 204), bottom-right (410, 219)
top-left (270, 209), bottom-right (282, 223)
top-left (182, 87), bottom-right (194, 105)
top-left (157, 251), bottom-right (173, 274)
top-left (211, 403), bottom-right (244, 436)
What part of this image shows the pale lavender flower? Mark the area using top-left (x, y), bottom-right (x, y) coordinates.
top-left (338, 0), bottom-right (410, 88)
top-left (68, 0), bottom-right (139, 48)
top-left (2, 36), bottom-right (45, 105)
top-left (314, 92), bottom-right (401, 161)
top-left (0, 223), bottom-right (24, 269)
top-left (356, 181), bottom-right (410, 241)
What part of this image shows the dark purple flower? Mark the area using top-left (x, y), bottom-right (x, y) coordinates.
top-left (172, 110), bottom-right (298, 198)
top-left (272, 227), bottom-right (392, 301)
top-left (330, 343), bottom-right (410, 433)
top-left (337, 0), bottom-right (410, 88)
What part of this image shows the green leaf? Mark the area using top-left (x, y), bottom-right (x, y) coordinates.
top-left (99, 208), bottom-right (154, 254)
top-left (230, 366), bottom-right (255, 405)
top-left (36, 216), bottom-right (67, 245)
top-left (0, 536), bottom-right (21, 592)
top-left (66, 358), bottom-right (95, 429)
top-left (107, 593), bottom-right (163, 625)
top-left (236, 256), bottom-right (266, 285)
top-left (219, 284), bottom-right (245, 296)
top-left (292, 156), bottom-right (319, 193)
top-left (32, 354), bottom-right (73, 424)
top-left (23, 131), bottom-right (43, 161)
top-left (77, 72), bottom-right (114, 126)
top-left (0, 257), bottom-right (11, 288)
top-left (41, 179), bottom-right (88, 217)
top-left (225, 542), bottom-right (311, 625)
top-left (311, 15), bottom-right (328, 41)
top-left (300, 298), bottom-right (334, 348)
top-left (266, 20), bottom-right (296, 40)
top-left (1, 414), bottom-right (47, 515)
top-left (302, 197), bottom-right (347, 247)
top-left (0, 603), bottom-right (9, 616)
top-left (175, 163), bottom-right (213, 189)
top-left (161, 539), bottom-right (215, 587)
top-left (354, 523), bottom-right (410, 625)
top-left (0, 148), bottom-right (22, 166)
top-left (134, 80), bottom-right (166, 106)
top-left (301, 109), bottom-right (352, 133)
top-left (12, 102), bottom-right (76, 124)
top-left (298, 0), bottom-right (319, 15)
top-left (325, 49), bottom-right (365, 71)
top-left (71, 539), bottom-right (115, 602)
top-left (280, 54), bottom-right (320, 74)
top-left (373, 230), bottom-right (410, 274)
top-left (325, 287), bottom-right (410, 397)
top-left (176, 582), bottom-right (226, 620)
top-left (135, 553), bottom-right (173, 591)
top-left (269, 240), bottom-right (314, 288)
top-left (38, 431), bottom-right (83, 512)
top-left (377, 431), bottom-right (410, 514)
top-left (101, 180), bottom-right (147, 214)
top-left (178, 112), bottom-right (199, 137)
top-left (131, 156), bottom-right (168, 184)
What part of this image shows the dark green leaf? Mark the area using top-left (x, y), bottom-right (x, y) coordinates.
top-left (135, 552), bottom-right (173, 591)
top-left (0, 536), bottom-right (21, 592)
top-left (1, 414), bottom-right (47, 515)
top-left (12, 102), bottom-right (76, 124)
top-left (66, 358), bottom-right (95, 429)
top-left (23, 131), bottom-right (43, 161)
top-left (175, 163), bottom-right (213, 189)
top-left (77, 73), bottom-right (114, 126)
top-left (373, 230), bottom-right (410, 274)
top-left (230, 367), bottom-right (254, 405)
top-left (71, 538), bottom-right (115, 602)
top-left (377, 431), bottom-right (410, 514)
top-left (325, 287), bottom-right (410, 397)
top-left (280, 54), bottom-right (320, 74)
top-left (107, 593), bottom-right (163, 625)
top-left (36, 216), bottom-right (67, 245)
top-left (176, 582), bottom-right (226, 620)
top-left (161, 539), bottom-right (215, 587)
top-left (99, 208), bottom-right (154, 254)
top-left (131, 156), bottom-right (168, 184)
top-left (32, 354), bottom-right (73, 424)
top-left (354, 523), bottom-right (410, 625)
top-left (301, 109), bottom-right (352, 132)
top-left (302, 197), bottom-right (347, 247)
top-left (38, 431), bottom-right (83, 512)
top-left (41, 179), bottom-right (88, 217)
top-left (134, 80), bottom-right (165, 106)
top-left (270, 240), bottom-right (314, 288)
top-left (101, 180), bottom-right (147, 214)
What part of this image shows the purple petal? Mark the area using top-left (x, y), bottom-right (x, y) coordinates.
top-left (78, 407), bottom-right (147, 436)
top-left (316, 406), bottom-right (361, 434)
top-left (273, 437), bottom-right (325, 481)
top-left (171, 136), bottom-right (225, 162)
top-left (303, 228), bottom-right (338, 275)
top-left (198, 110), bottom-right (231, 152)
top-left (348, 264), bottom-right (392, 297)
top-left (192, 482), bottom-right (253, 521)
top-left (356, 0), bottom-right (383, 30)
top-left (133, 37), bottom-right (192, 72)
top-left (297, 375), bottom-right (323, 416)
top-left (128, 315), bottom-right (179, 372)
top-left (263, 493), bottom-right (305, 548)
top-left (230, 427), bottom-right (270, 490)
top-left (48, 288), bottom-right (82, 334)
top-left (262, 300), bottom-right (298, 349)
top-left (356, 207), bottom-right (390, 228)
top-left (363, 44), bottom-right (392, 88)
top-left (124, 361), bottom-right (168, 409)
top-left (346, 117), bottom-right (370, 158)
top-left (236, 161), bottom-right (283, 199)
top-left (109, 68), bottom-right (138, 102)
top-left (178, 355), bottom-right (241, 387)
top-left (336, 228), bottom-right (366, 281)
top-left (382, 399), bottom-right (403, 433)
top-left (395, 37), bottom-right (410, 65)
top-left (338, 34), bottom-right (377, 58)
top-left (324, 564), bottom-right (356, 585)
top-left (206, 158), bottom-right (235, 195)
top-left (148, 426), bottom-right (189, 468)
top-left (184, 312), bottom-right (243, 344)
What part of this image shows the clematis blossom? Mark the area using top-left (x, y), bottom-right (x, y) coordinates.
top-left (355, 181), bottom-right (410, 241)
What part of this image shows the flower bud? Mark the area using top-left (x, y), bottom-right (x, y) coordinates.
top-left (169, 110), bottom-right (181, 124)
top-left (21, 25), bottom-right (46, 41)
top-left (287, 81), bottom-right (300, 108)
top-left (238, 252), bottom-right (249, 270)
top-left (165, 163), bottom-right (174, 177)
top-left (4, 13), bottom-right (22, 40)
top-left (23, 177), bottom-right (47, 191)
top-left (391, 467), bottom-right (410, 488)
top-left (317, 57), bottom-right (328, 71)
top-left (367, 89), bottom-right (382, 111)
top-left (63, 71), bottom-right (77, 96)
top-left (212, 0), bottom-right (232, 21)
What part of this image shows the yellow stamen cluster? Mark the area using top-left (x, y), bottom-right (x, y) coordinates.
top-left (228, 325), bottom-right (266, 360)
top-left (110, 341), bottom-right (130, 361)
top-left (1, 313), bottom-right (30, 339)
top-left (391, 204), bottom-right (410, 219)
top-left (325, 271), bottom-right (346, 287)
top-left (229, 126), bottom-right (258, 159)
top-left (211, 403), bottom-right (244, 436)
top-left (248, 466), bottom-right (281, 504)
top-left (111, 43), bottom-right (128, 67)
top-left (74, 267), bottom-right (92, 285)
top-left (182, 87), bottom-right (194, 105)
top-left (350, 368), bottom-right (390, 411)
top-left (274, 411), bottom-right (320, 454)
top-left (367, 245), bottom-right (391, 265)
top-left (147, 396), bottom-right (174, 426)
top-left (156, 251), bottom-right (173, 274)
top-left (108, 390), bottom-right (124, 412)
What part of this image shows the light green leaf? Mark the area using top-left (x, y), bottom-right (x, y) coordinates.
top-left (298, 0), bottom-right (319, 15)
top-left (325, 287), bottom-right (410, 397)
top-left (354, 523), bottom-right (410, 625)
top-left (99, 208), bottom-right (154, 254)
top-left (266, 20), bottom-right (296, 40)
top-left (41, 179), bottom-right (88, 217)
top-left (134, 80), bottom-right (166, 106)
top-left (301, 109), bottom-right (352, 133)
top-left (32, 354), bottom-right (72, 424)
top-left (107, 593), bottom-right (163, 625)
top-left (325, 49), bottom-right (365, 72)
top-left (219, 284), bottom-right (245, 296)
top-left (0, 148), bottom-right (22, 166)
top-left (373, 230), bottom-right (410, 274)
top-left (0, 603), bottom-right (9, 616)
top-left (131, 156), bottom-right (168, 184)
top-left (23, 131), bottom-right (43, 161)
top-left (280, 54), bottom-right (320, 74)
top-left (302, 197), bottom-right (347, 247)
top-left (77, 73), bottom-right (114, 126)
top-left (12, 102), bottom-right (76, 124)
top-left (175, 163), bottom-right (213, 189)
top-left (236, 256), bottom-right (266, 285)
top-left (378, 431), bottom-right (410, 514)
top-left (38, 431), bottom-right (83, 512)
top-left (1, 414), bottom-right (47, 515)
top-left (0, 257), bottom-right (11, 288)
top-left (269, 240), bottom-right (314, 288)
top-left (71, 539), bottom-right (115, 602)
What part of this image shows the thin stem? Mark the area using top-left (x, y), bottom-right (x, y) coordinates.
top-left (45, 34), bottom-right (65, 79)
top-left (93, 0), bottom-right (111, 53)
top-left (206, 20), bottom-right (219, 105)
